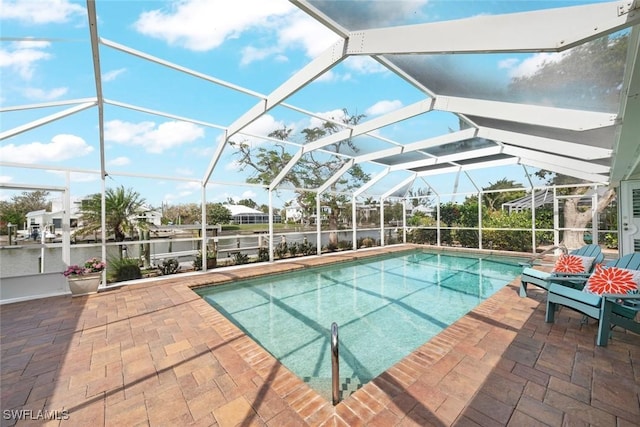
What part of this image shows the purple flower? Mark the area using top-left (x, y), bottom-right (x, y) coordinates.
top-left (63, 258), bottom-right (106, 276)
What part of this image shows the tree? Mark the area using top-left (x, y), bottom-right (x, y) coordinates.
top-left (77, 186), bottom-right (147, 243)
top-left (207, 203), bottom-right (232, 225)
top-left (162, 203), bottom-right (201, 225)
top-left (236, 199), bottom-right (258, 209)
top-left (508, 34), bottom-right (628, 111)
top-left (231, 109), bottom-right (370, 246)
top-left (536, 171), bottom-right (615, 249)
top-left (482, 179), bottom-right (525, 211)
top-left (0, 191), bottom-right (51, 231)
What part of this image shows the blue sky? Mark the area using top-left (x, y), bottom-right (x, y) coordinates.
top-left (1, 0), bottom-right (601, 209)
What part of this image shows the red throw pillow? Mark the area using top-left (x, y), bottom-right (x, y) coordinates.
top-left (583, 265), bottom-right (640, 295)
top-left (552, 254), bottom-right (595, 274)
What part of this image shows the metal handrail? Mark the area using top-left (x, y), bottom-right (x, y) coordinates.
top-left (331, 322), bottom-right (340, 405)
top-left (520, 244), bottom-right (567, 267)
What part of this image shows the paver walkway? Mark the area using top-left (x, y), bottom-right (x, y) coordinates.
top-left (1, 245), bottom-right (639, 426)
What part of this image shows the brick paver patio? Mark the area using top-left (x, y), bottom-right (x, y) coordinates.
top-left (1, 245), bottom-right (639, 426)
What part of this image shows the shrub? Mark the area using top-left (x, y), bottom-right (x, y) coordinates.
top-left (325, 241), bottom-right (339, 252)
top-left (299, 241), bottom-right (316, 256)
top-left (482, 210), bottom-right (533, 252)
top-left (109, 257), bottom-right (142, 282)
top-left (193, 250), bottom-right (217, 270)
top-left (288, 242), bottom-right (300, 257)
top-left (258, 247), bottom-right (269, 262)
top-left (407, 228), bottom-right (437, 244)
top-left (338, 240), bottom-right (352, 250)
top-left (274, 242), bottom-right (288, 259)
top-left (232, 252), bottom-right (249, 265)
top-left (359, 237), bottom-right (374, 248)
top-left (158, 258), bottom-right (180, 275)
top-left (604, 232), bottom-right (618, 249)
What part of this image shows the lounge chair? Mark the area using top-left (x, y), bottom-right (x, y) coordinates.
top-left (519, 244), bottom-right (604, 297)
top-left (545, 253), bottom-right (640, 346)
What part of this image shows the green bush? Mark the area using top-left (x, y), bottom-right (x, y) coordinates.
top-left (299, 241), bottom-right (316, 256)
top-left (258, 247), bottom-right (269, 262)
top-left (158, 258), bottom-right (180, 275)
top-left (193, 250), bottom-right (217, 270)
top-left (408, 228), bottom-right (437, 244)
top-left (274, 242), bottom-right (288, 259)
top-left (287, 242), bottom-right (300, 257)
top-left (604, 232), bottom-right (618, 249)
top-left (109, 257), bottom-right (142, 282)
top-left (232, 252), bottom-right (249, 265)
top-left (482, 210), bottom-right (533, 252)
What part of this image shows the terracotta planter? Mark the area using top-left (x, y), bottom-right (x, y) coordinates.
top-left (67, 273), bottom-right (102, 297)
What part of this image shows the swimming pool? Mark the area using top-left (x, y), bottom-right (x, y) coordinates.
top-left (196, 249), bottom-right (525, 400)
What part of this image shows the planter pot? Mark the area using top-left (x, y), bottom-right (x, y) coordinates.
top-left (67, 273), bottom-right (102, 297)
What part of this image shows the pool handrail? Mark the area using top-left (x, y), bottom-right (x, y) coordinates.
top-left (331, 322), bottom-right (340, 405)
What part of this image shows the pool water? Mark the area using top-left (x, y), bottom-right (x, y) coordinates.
top-left (196, 250), bottom-right (525, 400)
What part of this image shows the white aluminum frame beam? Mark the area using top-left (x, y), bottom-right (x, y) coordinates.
top-left (346, 1), bottom-right (640, 55)
top-left (87, 0), bottom-right (106, 179)
top-left (0, 98), bottom-right (97, 113)
top-left (520, 158), bottom-right (609, 183)
top-left (317, 159), bottom-right (355, 194)
top-left (0, 101), bottom-right (96, 141)
top-left (354, 168), bottom-right (391, 197)
top-left (389, 145), bottom-right (503, 171)
top-left (417, 166), bottom-right (462, 177)
top-left (502, 145), bottom-right (610, 175)
top-left (433, 96), bottom-right (617, 131)
top-left (478, 127), bottom-right (612, 160)
top-left (272, 99), bottom-right (434, 188)
top-left (382, 175), bottom-right (417, 199)
top-left (354, 128), bottom-right (478, 164)
top-left (225, 38), bottom-right (347, 139)
top-left (303, 99), bottom-right (434, 153)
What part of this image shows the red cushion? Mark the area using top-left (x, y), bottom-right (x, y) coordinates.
top-left (583, 265), bottom-right (640, 295)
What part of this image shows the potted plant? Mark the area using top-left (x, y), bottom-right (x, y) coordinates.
top-left (63, 257), bottom-right (106, 297)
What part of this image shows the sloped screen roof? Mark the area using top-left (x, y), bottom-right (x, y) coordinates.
top-left (1, 0), bottom-right (639, 206)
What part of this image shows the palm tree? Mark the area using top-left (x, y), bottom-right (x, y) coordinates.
top-left (78, 186), bottom-right (147, 243)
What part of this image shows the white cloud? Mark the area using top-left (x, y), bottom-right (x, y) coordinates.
top-left (308, 109), bottom-right (349, 129)
top-left (175, 167), bottom-right (193, 176)
top-left (0, 176), bottom-right (13, 184)
top-left (227, 114), bottom-right (289, 148)
top-left (0, 134), bottom-right (93, 164)
top-left (22, 86), bottom-right (68, 100)
top-left (133, 1), bottom-right (338, 66)
top-left (276, 10), bottom-right (339, 58)
top-left (241, 190), bottom-right (257, 200)
top-left (315, 70), bottom-right (352, 83)
top-left (0, 0), bottom-right (85, 24)
top-left (343, 56), bottom-right (387, 75)
top-left (240, 45), bottom-right (280, 66)
top-left (134, 0), bottom-right (295, 52)
top-left (102, 68), bottom-right (127, 82)
top-left (225, 159), bottom-right (242, 171)
top-left (502, 53), bottom-right (567, 79)
top-left (108, 156), bottom-right (130, 166)
top-left (104, 119), bottom-right (205, 154)
top-left (365, 100), bottom-right (403, 117)
top-left (69, 172), bottom-right (99, 182)
top-left (0, 41), bottom-right (52, 80)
